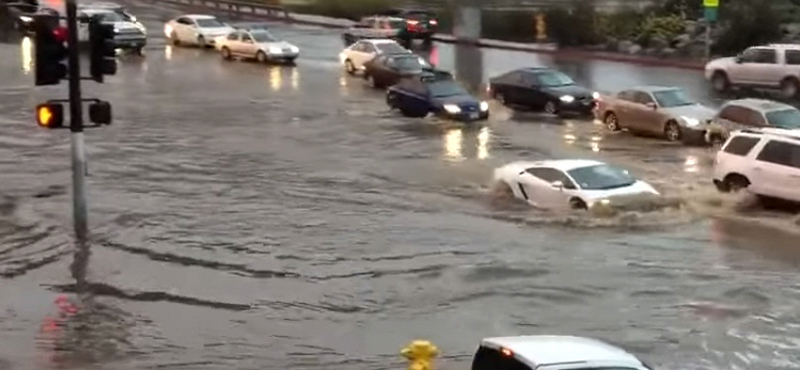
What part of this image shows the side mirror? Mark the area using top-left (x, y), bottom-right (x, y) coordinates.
top-left (646, 102), bottom-right (657, 110)
top-left (551, 180), bottom-right (564, 190)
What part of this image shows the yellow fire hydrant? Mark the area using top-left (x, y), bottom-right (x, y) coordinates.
top-left (401, 340), bottom-right (439, 370)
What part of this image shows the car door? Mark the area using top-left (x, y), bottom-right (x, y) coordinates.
top-left (239, 32), bottom-right (258, 57)
top-left (630, 91), bottom-right (662, 134)
top-left (355, 42), bottom-right (377, 69)
top-left (222, 31), bottom-right (240, 54)
top-left (520, 167), bottom-right (572, 208)
top-left (175, 17), bottom-right (193, 43)
top-left (611, 90), bottom-right (638, 128)
top-left (374, 56), bottom-right (393, 84)
top-left (520, 72), bottom-right (549, 109)
top-left (730, 47), bottom-right (778, 86)
top-left (491, 71), bottom-right (521, 104)
top-left (752, 140), bottom-right (800, 201)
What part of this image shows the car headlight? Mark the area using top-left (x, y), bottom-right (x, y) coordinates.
top-left (681, 116), bottom-right (700, 127)
top-left (289, 45), bottom-right (299, 53)
top-left (268, 46), bottom-right (282, 54)
top-left (136, 23), bottom-right (147, 34)
top-left (443, 104), bottom-right (461, 114)
top-left (19, 15), bottom-right (32, 23)
top-left (164, 24), bottom-right (172, 37)
top-left (560, 95), bottom-right (575, 103)
top-left (592, 91), bottom-right (600, 99)
top-left (479, 101), bottom-right (489, 111)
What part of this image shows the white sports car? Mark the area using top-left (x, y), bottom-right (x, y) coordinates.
top-left (494, 159), bottom-right (659, 210)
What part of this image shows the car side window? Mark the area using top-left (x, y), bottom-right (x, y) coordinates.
top-left (722, 136), bottom-right (760, 156)
top-left (742, 48), bottom-right (777, 64)
top-left (747, 109), bottom-right (767, 126)
top-left (522, 73), bottom-right (539, 87)
top-left (526, 168), bottom-right (577, 189)
top-left (471, 346), bottom-right (533, 370)
top-left (786, 50), bottom-right (800, 65)
top-left (363, 43), bottom-right (376, 53)
top-left (633, 91), bottom-right (654, 106)
top-left (226, 32), bottom-right (239, 41)
top-left (177, 17), bottom-right (190, 24)
top-left (756, 140), bottom-right (800, 169)
top-left (617, 90), bottom-right (635, 102)
top-left (242, 33), bottom-right (253, 43)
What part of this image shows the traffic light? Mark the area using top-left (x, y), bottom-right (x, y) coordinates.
top-left (88, 18), bottom-right (117, 83)
top-left (32, 14), bottom-right (68, 86)
top-left (35, 103), bottom-right (64, 128)
top-left (89, 101), bottom-right (112, 125)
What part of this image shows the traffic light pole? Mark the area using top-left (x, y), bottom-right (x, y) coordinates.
top-left (65, 0), bottom-right (88, 245)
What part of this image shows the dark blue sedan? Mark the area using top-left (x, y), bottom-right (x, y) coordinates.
top-left (385, 73), bottom-right (489, 121)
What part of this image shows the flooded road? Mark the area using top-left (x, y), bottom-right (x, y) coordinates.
top-left (1, 2), bottom-right (800, 370)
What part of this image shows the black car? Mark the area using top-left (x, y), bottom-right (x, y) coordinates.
top-left (387, 73), bottom-right (489, 121)
top-left (363, 53), bottom-right (437, 88)
top-left (378, 8), bottom-right (437, 44)
top-left (487, 67), bottom-right (598, 116)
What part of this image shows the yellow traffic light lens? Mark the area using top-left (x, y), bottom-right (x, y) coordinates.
top-left (38, 106), bottom-right (53, 126)
top-left (35, 103), bottom-right (63, 128)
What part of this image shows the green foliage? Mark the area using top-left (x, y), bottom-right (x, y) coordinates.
top-left (637, 14), bottom-right (685, 45)
top-left (714, 0), bottom-right (782, 54)
top-left (285, 0), bottom-right (402, 20)
top-left (544, 0), bottom-right (602, 46)
top-left (596, 7), bottom-right (645, 40)
top-left (481, 11), bottom-right (537, 43)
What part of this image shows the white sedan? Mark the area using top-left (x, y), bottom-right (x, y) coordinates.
top-left (164, 14), bottom-right (234, 48)
top-left (494, 159), bottom-right (659, 210)
top-left (215, 28), bottom-right (299, 63)
top-left (338, 38), bottom-right (410, 75)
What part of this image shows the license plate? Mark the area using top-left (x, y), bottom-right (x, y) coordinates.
top-left (469, 112), bottom-right (479, 119)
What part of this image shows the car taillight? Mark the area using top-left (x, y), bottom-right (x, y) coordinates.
top-left (407, 20), bottom-right (419, 25)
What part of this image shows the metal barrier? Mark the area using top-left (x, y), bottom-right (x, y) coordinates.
top-left (153, 0), bottom-right (291, 21)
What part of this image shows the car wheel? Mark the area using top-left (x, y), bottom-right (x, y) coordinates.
top-left (221, 47), bottom-right (232, 60)
top-left (134, 46), bottom-right (144, 56)
top-left (197, 35), bottom-right (206, 48)
top-left (171, 32), bottom-right (180, 46)
top-left (569, 197), bottom-right (588, 210)
top-left (345, 59), bottom-right (355, 75)
top-left (722, 174), bottom-right (750, 193)
top-left (711, 71), bottom-right (730, 93)
top-left (544, 100), bottom-right (558, 115)
top-left (256, 51), bottom-right (267, 63)
top-left (780, 77), bottom-right (800, 99)
top-left (604, 112), bottom-right (620, 131)
top-left (664, 120), bottom-right (681, 142)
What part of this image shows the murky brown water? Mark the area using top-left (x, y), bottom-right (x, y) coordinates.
top-left (1, 3), bottom-right (800, 370)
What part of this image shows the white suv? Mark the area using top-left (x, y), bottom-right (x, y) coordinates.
top-left (713, 128), bottom-right (800, 203)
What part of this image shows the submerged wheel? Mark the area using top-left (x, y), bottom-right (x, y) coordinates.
top-left (569, 197), bottom-right (587, 210)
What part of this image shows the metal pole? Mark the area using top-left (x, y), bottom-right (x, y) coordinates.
top-left (705, 21), bottom-right (711, 61)
top-left (65, 0), bottom-right (88, 244)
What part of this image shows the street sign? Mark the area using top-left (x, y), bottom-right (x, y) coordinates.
top-left (704, 0), bottom-right (719, 7)
top-left (704, 7), bottom-right (718, 22)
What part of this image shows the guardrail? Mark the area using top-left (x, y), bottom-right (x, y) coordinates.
top-left (154, 0), bottom-right (291, 21)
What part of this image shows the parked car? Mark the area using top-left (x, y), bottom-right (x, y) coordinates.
top-left (362, 53), bottom-right (436, 88)
top-left (378, 8), bottom-right (437, 44)
top-left (705, 44), bottom-right (800, 98)
top-left (164, 14), bottom-right (234, 48)
top-left (78, 7), bottom-right (147, 54)
top-left (216, 28), bottom-right (299, 64)
top-left (487, 67), bottom-right (598, 116)
top-left (494, 159), bottom-right (659, 210)
top-left (472, 335), bottom-right (654, 370)
top-left (79, 2), bottom-right (138, 23)
top-left (712, 98), bottom-right (800, 138)
top-left (596, 85), bottom-right (717, 145)
top-left (341, 15), bottom-right (406, 46)
top-left (339, 39), bottom-right (410, 75)
top-left (386, 73), bottom-right (489, 120)
top-left (713, 128), bottom-right (800, 203)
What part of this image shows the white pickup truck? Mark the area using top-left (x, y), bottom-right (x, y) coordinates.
top-left (705, 44), bottom-right (800, 99)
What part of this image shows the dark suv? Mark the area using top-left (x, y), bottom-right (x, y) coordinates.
top-left (379, 8), bottom-right (437, 44)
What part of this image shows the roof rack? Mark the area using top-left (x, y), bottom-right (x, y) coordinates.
top-left (738, 127), bottom-right (800, 140)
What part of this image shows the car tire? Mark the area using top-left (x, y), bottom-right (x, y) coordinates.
top-left (722, 174), bottom-right (750, 193)
top-left (345, 59), bottom-right (355, 75)
top-left (171, 32), bottom-right (180, 46)
top-left (134, 46), bottom-right (144, 56)
top-left (780, 77), bottom-right (800, 99)
top-left (197, 35), bottom-right (206, 48)
top-left (604, 112), bottom-right (620, 131)
top-left (569, 197), bottom-right (588, 210)
top-left (544, 100), bottom-right (558, 115)
top-left (221, 47), bottom-right (232, 60)
top-left (711, 71), bottom-right (730, 93)
top-left (664, 120), bottom-right (681, 142)
top-left (256, 51), bottom-right (267, 63)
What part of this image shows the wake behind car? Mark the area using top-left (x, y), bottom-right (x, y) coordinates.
top-left (339, 39), bottom-right (410, 75)
top-left (363, 53), bottom-right (438, 88)
top-left (494, 159), bottom-right (659, 210)
top-left (78, 7), bottom-right (147, 54)
top-left (596, 85), bottom-right (718, 145)
top-left (487, 67), bottom-right (598, 116)
top-left (164, 14), bottom-right (234, 48)
top-left (216, 28), bottom-right (299, 64)
top-left (386, 73), bottom-right (488, 121)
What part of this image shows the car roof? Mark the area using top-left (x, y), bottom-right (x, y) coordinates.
top-left (80, 2), bottom-right (122, 8)
top-left (628, 85), bottom-right (680, 93)
top-left (482, 335), bottom-right (644, 368)
top-left (80, 8), bottom-right (115, 15)
top-left (184, 14), bottom-right (216, 19)
top-left (723, 98), bottom-right (795, 112)
top-left (515, 159), bottom-right (607, 171)
top-left (362, 38), bottom-right (401, 44)
top-left (733, 127), bottom-right (800, 141)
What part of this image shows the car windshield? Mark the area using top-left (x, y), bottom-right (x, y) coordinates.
top-left (567, 164), bottom-right (637, 190)
top-left (652, 89), bottom-right (695, 107)
top-left (393, 56), bottom-right (429, 71)
top-left (96, 11), bottom-right (124, 22)
top-left (765, 108), bottom-right (800, 129)
top-left (428, 80), bottom-right (468, 98)
top-left (196, 18), bottom-right (224, 28)
top-left (535, 71), bottom-right (575, 87)
top-left (375, 42), bottom-right (407, 54)
top-left (250, 31), bottom-right (277, 43)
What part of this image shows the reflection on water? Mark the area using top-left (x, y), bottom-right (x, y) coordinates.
top-left (684, 155), bottom-right (699, 173)
top-left (269, 67), bottom-right (281, 91)
top-left (443, 128), bottom-right (464, 161)
top-left (21, 37), bottom-right (32, 74)
top-left (477, 126), bottom-right (490, 159)
top-left (164, 45), bottom-right (172, 61)
top-left (291, 67), bottom-right (299, 90)
top-left (442, 126), bottom-right (492, 161)
top-left (590, 135), bottom-right (601, 152)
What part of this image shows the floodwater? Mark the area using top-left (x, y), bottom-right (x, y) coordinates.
top-left (1, 2), bottom-right (799, 370)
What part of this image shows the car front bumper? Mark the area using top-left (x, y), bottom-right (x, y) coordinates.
top-left (442, 110), bottom-right (489, 122)
top-left (558, 99), bottom-right (596, 115)
top-left (266, 51), bottom-right (299, 61)
top-left (112, 36), bottom-right (147, 49)
top-left (681, 124), bottom-right (727, 146)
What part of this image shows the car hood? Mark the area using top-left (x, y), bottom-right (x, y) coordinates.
top-left (434, 94), bottom-right (479, 106)
top-left (258, 41), bottom-right (295, 49)
top-left (198, 26), bottom-right (233, 36)
top-left (542, 84), bottom-right (593, 98)
top-left (663, 104), bottom-right (716, 120)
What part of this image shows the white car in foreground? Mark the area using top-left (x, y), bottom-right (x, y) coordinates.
top-left (494, 159), bottom-right (659, 210)
top-left (338, 39), bottom-right (410, 75)
top-left (164, 14), bottom-right (234, 48)
top-left (215, 28), bottom-right (299, 63)
top-left (473, 335), bottom-right (653, 370)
